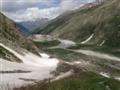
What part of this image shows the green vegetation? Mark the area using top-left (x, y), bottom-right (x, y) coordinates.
top-left (45, 72), bottom-right (120, 90)
top-left (97, 62), bottom-right (120, 76)
top-left (45, 48), bottom-right (88, 61)
top-left (14, 71), bottom-right (120, 90)
top-left (34, 40), bottom-right (60, 49)
top-left (0, 46), bottom-right (22, 62)
top-left (68, 44), bottom-right (96, 49)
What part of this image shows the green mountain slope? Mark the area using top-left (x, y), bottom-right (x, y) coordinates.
top-left (38, 0), bottom-right (120, 47)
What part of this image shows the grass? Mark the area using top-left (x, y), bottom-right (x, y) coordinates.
top-left (34, 40), bottom-right (60, 49)
top-left (13, 71), bottom-right (120, 90)
top-left (98, 62), bottom-right (120, 76)
top-left (68, 44), bottom-right (96, 49)
top-left (44, 48), bottom-right (88, 62)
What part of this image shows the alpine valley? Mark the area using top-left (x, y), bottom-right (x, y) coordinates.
top-left (0, 0), bottom-right (120, 90)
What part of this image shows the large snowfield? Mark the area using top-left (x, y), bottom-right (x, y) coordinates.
top-left (0, 43), bottom-right (59, 89)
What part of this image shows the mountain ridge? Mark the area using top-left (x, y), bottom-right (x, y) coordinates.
top-left (0, 12), bottom-right (39, 55)
top-left (38, 0), bottom-right (120, 47)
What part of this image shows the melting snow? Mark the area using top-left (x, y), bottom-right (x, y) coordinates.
top-left (115, 77), bottom-right (120, 81)
top-left (81, 34), bottom-right (94, 44)
top-left (40, 53), bottom-right (50, 58)
top-left (74, 50), bottom-right (120, 61)
top-left (100, 72), bottom-right (110, 78)
top-left (52, 70), bottom-right (73, 81)
top-left (0, 43), bottom-right (59, 89)
top-left (100, 72), bottom-right (120, 81)
top-left (100, 40), bottom-right (105, 46)
top-left (51, 39), bottom-right (76, 49)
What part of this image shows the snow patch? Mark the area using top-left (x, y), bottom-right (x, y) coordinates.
top-left (100, 72), bottom-right (110, 78)
top-left (59, 39), bottom-right (76, 45)
top-left (51, 39), bottom-right (76, 49)
top-left (29, 35), bottom-right (53, 42)
top-left (52, 70), bottom-right (73, 81)
top-left (100, 40), bottom-right (105, 46)
top-left (74, 50), bottom-right (120, 61)
top-left (115, 77), bottom-right (120, 81)
top-left (40, 53), bottom-right (50, 58)
top-left (81, 34), bottom-right (94, 44)
top-left (73, 61), bottom-right (82, 64)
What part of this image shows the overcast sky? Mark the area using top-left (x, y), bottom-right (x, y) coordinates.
top-left (0, 0), bottom-right (94, 22)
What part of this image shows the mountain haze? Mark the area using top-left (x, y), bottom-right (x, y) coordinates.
top-left (19, 18), bottom-right (49, 34)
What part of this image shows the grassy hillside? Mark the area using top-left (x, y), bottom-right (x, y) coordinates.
top-left (14, 71), bottom-right (120, 90)
top-left (39, 0), bottom-right (120, 47)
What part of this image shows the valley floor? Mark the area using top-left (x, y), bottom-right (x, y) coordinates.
top-left (0, 39), bottom-right (120, 90)
top-left (17, 39), bottom-right (119, 90)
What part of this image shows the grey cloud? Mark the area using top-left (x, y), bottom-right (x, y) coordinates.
top-left (0, 0), bottom-right (51, 12)
top-left (1, 0), bottom-right (95, 22)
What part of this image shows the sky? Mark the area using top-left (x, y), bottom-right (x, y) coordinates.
top-left (0, 0), bottom-right (94, 22)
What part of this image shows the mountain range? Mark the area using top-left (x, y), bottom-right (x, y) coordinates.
top-left (38, 0), bottom-right (120, 48)
top-left (19, 18), bottom-right (49, 34)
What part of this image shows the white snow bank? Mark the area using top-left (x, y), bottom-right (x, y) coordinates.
top-left (0, 43), bottom-right (59, 88)
top-left (115, 77), bottom-right (120, 81)
top-left (52, 39), bottom-right (76, 49)
top-left (100, 40), bottom-right (105, 46)
top-left (59, 39), bottom-right (76, 45)
top-left (100, 72), bottom-right (110, 78)
top-left (21, 52), bottom-right (59, 67)
top-left (29, 35), bottom-right (53, 42)
top-left (40, 53), bottom-right (50, 58)
top-left (0, 43), bottom-right (59, 67)
top-left (52, 70), bottom-right (73, 81)
top-left (100, 72), bottom-right (120, 81)
top-left (74, 50), bottom-right (120, 61)
top-left (81, 34), bottom-right (94, 44)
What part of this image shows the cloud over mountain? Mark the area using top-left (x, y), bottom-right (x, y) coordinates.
top-left (1, 0), bottom-right (94, 22)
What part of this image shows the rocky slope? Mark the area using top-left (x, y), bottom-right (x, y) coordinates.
top-left (0, 12), bottom-right (39, 61)
top-left (0, 12), bottom-right (60, 89)
top-left (38, 0), bottom-right (120, 48)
